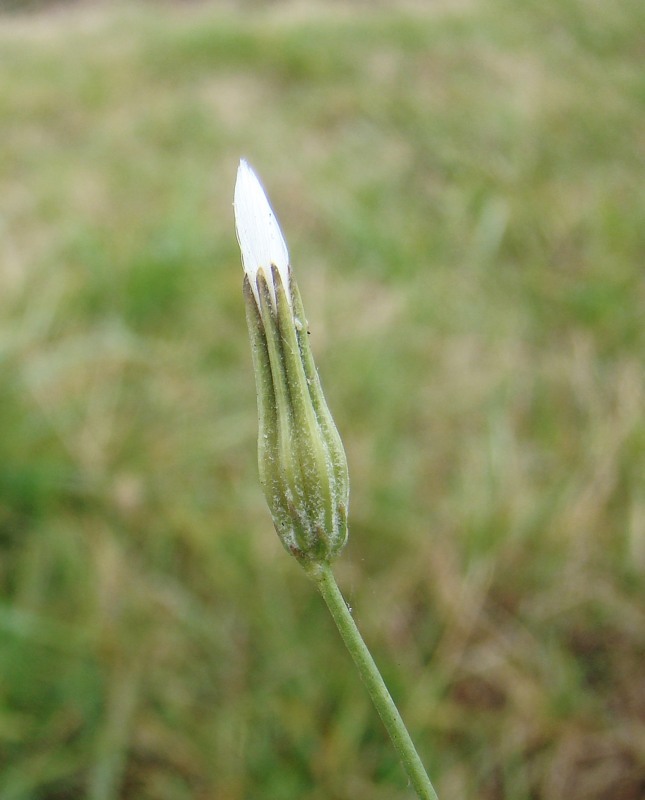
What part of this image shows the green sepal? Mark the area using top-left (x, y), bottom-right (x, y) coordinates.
top-left (244, 265), bottom-right (349, 565)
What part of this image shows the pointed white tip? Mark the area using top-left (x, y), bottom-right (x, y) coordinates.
top-left (234, 159), bottom-right (290, 307)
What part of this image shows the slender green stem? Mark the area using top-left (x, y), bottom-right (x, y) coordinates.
top-left (307, 562), bottom-right (439, 800)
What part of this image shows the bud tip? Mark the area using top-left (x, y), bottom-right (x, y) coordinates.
top-left (234, 159), bottom-right (290, 307)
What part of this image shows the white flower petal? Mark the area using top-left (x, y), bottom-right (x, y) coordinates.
top-left (234, 159), bottom-right (290, 308)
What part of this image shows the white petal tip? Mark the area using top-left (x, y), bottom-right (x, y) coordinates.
top-left (234, 160), bottom-right (290, 307)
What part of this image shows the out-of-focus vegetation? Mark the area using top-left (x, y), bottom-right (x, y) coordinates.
top-left (1, 1), bottom-right (643, 798)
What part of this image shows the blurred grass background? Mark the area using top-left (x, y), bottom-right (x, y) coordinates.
top-left (1, 0), bottom-right (644, 798)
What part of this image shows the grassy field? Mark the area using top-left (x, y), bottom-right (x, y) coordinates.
top-left (1, 1), bottom-right (644, 798)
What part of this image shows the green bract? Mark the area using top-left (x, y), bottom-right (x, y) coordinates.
top-left (244, 264), bottom-right (349, 565)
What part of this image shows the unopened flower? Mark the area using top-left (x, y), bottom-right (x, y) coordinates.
top-left (234, 160), bottom-right (349, 566)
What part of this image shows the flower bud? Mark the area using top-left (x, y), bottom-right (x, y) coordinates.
top-left (234, 160), bottom-right (349, 565)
